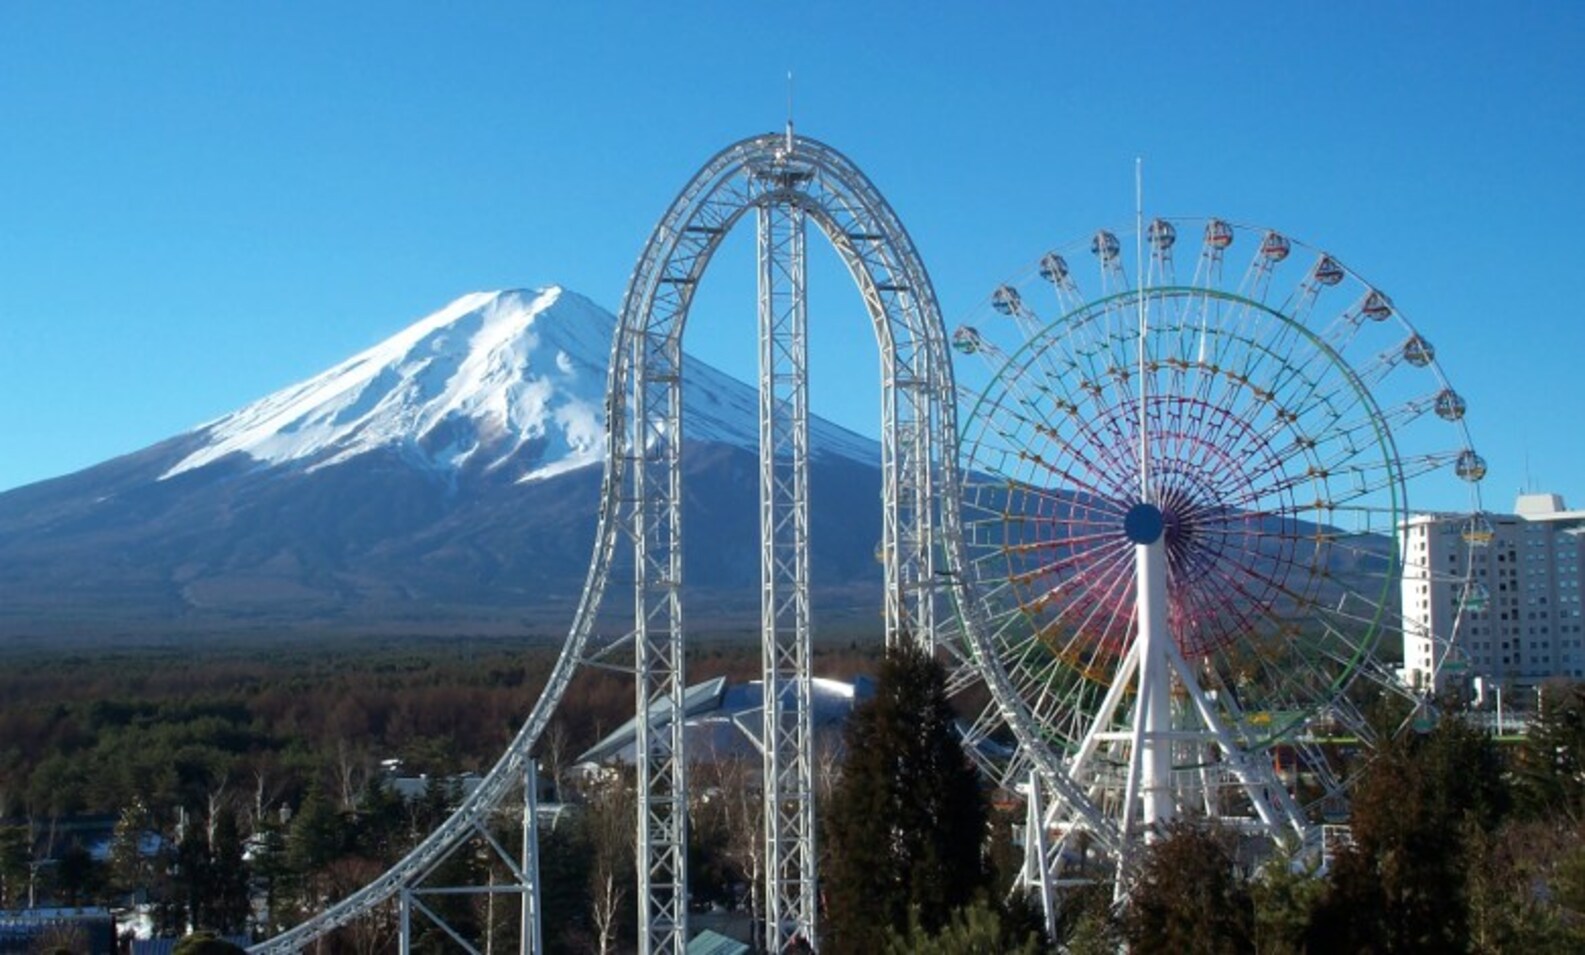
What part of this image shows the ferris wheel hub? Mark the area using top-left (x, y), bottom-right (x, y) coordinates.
top-left (1123, 502), bottom-right (1166, 544)
top-left (956, 215), bottom-right (1486, 921)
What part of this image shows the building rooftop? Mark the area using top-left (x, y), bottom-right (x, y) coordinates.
top-left (1514, 492), bottom-right (1585, 522)
top-left (687, 929), bottom-right (751, 955)
top-left (575, 675), bottom-right (873, 766)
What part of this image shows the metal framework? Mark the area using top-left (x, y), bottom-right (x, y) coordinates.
top-left (616, 128), bottom-right (964, 953)
top-left (950, 217), bottom-right (1485, 927)
top-left (758, 196), bottom-right (817, 949)
top-left (250, 130), bottom-right (982, 954)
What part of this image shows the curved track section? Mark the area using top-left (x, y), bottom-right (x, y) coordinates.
top-left (945, 218), bottom-right (1486, 909)
top-left (614, 130), bottom-right (961, 953)
top-left (253, 131), bottom-right (1092, 953)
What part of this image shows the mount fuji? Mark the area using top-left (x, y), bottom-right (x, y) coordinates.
top-left (0, 288), bottom-right (885, 640)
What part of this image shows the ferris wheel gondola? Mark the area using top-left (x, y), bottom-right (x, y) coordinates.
top-left (947, 216), bottom-right (1486, 905)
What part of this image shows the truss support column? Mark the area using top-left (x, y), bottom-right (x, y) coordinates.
top-left (634, 322), bottom-right (689, 955)
top-left (759, 198), bottom-right (818, 952)
top-left (520, 761), bottom-right (543, 955)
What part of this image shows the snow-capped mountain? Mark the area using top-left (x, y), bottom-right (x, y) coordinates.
top-left (0, 289), bottom-right (885, 639)
top-left (165, 287), bottom-right (875, 483)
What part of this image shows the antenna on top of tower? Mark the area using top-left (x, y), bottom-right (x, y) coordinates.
top-left (1136, 156), bottom-right (1148, 502)
top-left (786, 70), bottom-right (795, 150)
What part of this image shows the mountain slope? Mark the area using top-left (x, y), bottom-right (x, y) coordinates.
top-left (0, 289), bottom-right (885, 639)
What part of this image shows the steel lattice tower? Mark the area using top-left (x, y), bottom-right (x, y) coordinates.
top-left (248, 130), bottom-right (974, 955)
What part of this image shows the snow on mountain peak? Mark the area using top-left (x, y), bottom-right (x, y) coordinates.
top-left (162, 287), bottom-right (615, 481)
top-left (161, 286), bottom-right (879, 483)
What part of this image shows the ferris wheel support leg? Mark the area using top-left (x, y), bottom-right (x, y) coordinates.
top-left (1020, 769), bottom-right (1059, 944)
top-left (1067, 641), bottom-right (1142, 782)
top-left (1162, 638), bottom-right (1308, 842)
top-left (1137, 538), bottom-right (1177, 831)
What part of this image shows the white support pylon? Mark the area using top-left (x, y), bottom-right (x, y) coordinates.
top-left (758, 188), bottom-right (818, 952)
top-left (1021, 769), bottom-right (1057, 943)
top-left (520, 761), bottom-right (542, 955)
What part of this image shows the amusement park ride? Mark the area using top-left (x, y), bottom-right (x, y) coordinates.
top-left (247, 130), bottom-right (1486, 953)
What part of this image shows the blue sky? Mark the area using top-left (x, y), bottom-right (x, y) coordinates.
top-left (1, 3), bottom-right (1581, 514)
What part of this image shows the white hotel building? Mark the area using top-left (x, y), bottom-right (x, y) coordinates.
top-left (1401, 493), bottom-right (1585, 694)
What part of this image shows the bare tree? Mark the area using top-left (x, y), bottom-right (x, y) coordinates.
top-left (582, 771), bottom-right (635, 955)
top-left (335, 739), bottom-right (371, 811)
top-left (539, 719), bottom-right (571, 801)
top-left (205, 784), bottom-right (228, 845)
top-left (322, 858), bottom-right (400, 955)
top-left (251, 766), bottom-right (288, 835)
top-left (705, 754), bottom-right (764, 924)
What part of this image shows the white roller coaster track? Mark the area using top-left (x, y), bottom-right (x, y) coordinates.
top-left (250, 131), bottom-right (1117, 955)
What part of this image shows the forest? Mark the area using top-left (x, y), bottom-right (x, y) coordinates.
top-left (0, 634), bottom-right (885, 950)
top-left (2, 634), bottom-right (1584, 953)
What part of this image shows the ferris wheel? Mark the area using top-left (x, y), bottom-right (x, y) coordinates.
top-left (948, 217), bottom-right (1485, 898)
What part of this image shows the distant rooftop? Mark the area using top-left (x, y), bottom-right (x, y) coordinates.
top-left (1515, 492), bottom-right (1585, 523)
top-left (575, 675), bottom-right (873, 766)
top-left (687, 929), bottom-right (751, 955)
top-left (1517, 492), bottom-right (1568, 515)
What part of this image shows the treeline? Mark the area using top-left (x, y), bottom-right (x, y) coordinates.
top-left (0, 634), bottom-right (883, 949)
top-left (0, 635), bottom-right (879, 821)
top-left (1065, 686), bottom-right (1585, 954)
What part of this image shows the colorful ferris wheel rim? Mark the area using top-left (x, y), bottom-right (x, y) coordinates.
top-left (955, 217), bottom-right (1482, 755)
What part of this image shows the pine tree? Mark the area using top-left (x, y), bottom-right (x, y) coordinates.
top-left (109, 797), bottom-right (156, 902)
top-left (208, 808), bottom-right (251, 934)
top-left (1515, 683), bottom-right (1585, 821)
top-left (286, 786), bottom-right (345, 874)
top-left (0, 825), bottom-right (29, 908)
top-left (171, 932), bottom-right (247, 955)
top-left (53, 842), bottom-right (97, 907)
top-left (1122, 821), bottom-right (1254, 955)
top-left (824, 640), bottom-right (990, 953)
top-left (884, 895), bottom-right (1042, 954)
top-left (1310, 716), bottom-right (1508, 953)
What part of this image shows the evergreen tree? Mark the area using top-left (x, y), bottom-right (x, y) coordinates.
top-left (352, 776), bottom-right (407, 860)
top-left (0, 825), bottom-right (29, 908)
top-left (109, 797), bottom-right (156, 902)
top-left (1249, 851), bottom-right (1325, 955)
top-left (53, 842), bottom-right (97, 907)
top-left (172, 812), bottom-right (210, 933)
top-left (1122, 821), bottom-right (1254, 955)
top-left (536, 821), bottom-right (594, 955)
top-left (286, 786), bottom-right (346, 874)
top-left (1057, 884), bottom-right (1122, 955)
top-left (824, 641), bottom-right (990, 953)
top-left (171, 931), bottom-right (247, 955)
top-left (248, 824), bottom-right (289, 937)
top-left (883, 895), bottom-right (1042, 954)
top-left (1310, 716), bottom-right (1507, 953)
top-left (208, 808), bottom-right (251, 934)
top-left (1514, 683), bottom-right (1585, 822)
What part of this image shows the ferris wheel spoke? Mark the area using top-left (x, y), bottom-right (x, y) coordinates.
top-left (1038, 547), bottom-right (1139, 656)
top-left (1173, 567), bottom-right (1274, 653)
top-left (1001, 524), bottom-right (1138, 559)
top-left (1024, 539), bottom-right (1137, 624)
top-left (981, 365), bottom-right (1141, 492)
top-left (1030, 419), bottom-right (1145, 502)
top-left (954, 217), bottom-right (1484, 892)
